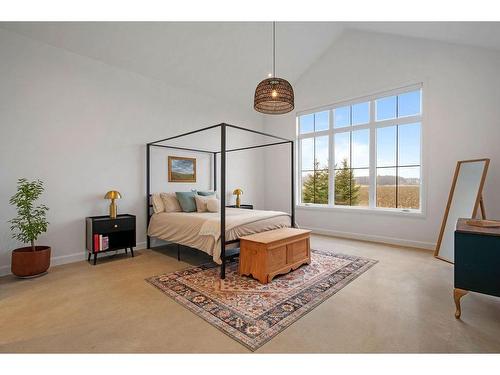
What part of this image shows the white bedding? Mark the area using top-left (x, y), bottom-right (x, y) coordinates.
top-left (147, 208), bottom-right (290, 263)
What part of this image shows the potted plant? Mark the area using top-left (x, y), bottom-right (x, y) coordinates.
top-left (9, 178), bottom-right (50, 277)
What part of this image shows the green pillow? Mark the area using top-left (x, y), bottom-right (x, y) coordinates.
top-left (197, 190), bottom-right (216, 197)
top-left (175, 191), bottom-right (197, 212)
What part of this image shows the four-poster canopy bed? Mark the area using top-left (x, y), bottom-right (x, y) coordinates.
top-left (146, 123), bottom-right (295, 279)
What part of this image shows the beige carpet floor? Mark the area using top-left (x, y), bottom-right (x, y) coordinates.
top-left (1, 234), bottom-right (499, 353)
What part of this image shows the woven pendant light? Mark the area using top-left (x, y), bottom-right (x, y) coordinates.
top-left (254, 22), bottom-right (294, 115)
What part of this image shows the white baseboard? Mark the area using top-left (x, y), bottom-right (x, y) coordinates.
top-left (0, 241), bottom-right (147, 277)
top-left (301, 226), bottom-right (436, 251)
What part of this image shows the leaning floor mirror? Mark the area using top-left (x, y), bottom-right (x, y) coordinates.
top-left (434, 159), bottom-right (490, 263)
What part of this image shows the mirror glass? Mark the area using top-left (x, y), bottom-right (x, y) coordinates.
top-left (435, 160), bottom-right (489, 263)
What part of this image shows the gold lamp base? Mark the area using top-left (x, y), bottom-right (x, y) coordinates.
top-left (109, 199), bottom-right (117, 219)
top-left (233, 188), bottom-right (243, 208)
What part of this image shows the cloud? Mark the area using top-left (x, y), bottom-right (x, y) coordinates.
top-left (172, 159), bottom-right (194, 174)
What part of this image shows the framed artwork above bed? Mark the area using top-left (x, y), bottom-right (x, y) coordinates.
top-left (168, 156), bottom-right (196, 182)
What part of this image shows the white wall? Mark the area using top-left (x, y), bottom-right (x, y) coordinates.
top-left (264, 30), bottom-right (500, 249)
top-left (0, 29), bottom-right (264, 275)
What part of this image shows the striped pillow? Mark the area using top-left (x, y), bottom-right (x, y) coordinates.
top-left (151, 193), bottom-right (165, 213)
top-left (160, 193), bottom-right (182, 212)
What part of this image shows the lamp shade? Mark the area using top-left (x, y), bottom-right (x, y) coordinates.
top-left (254, 77), bottom-right (294, 115)
top-left (233, 188), bottom-right (243, 195)
top-left (104, 190), bottom-right (121, 200)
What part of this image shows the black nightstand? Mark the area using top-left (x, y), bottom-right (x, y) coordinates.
top-left (226, 204), bottom-right (253, 209)
top-left (86, 214), bottom-right (136, 265)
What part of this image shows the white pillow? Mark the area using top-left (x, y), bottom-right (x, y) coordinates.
top-left (160, 192), bottom-right (182, 212)
top-left (206, 198), bottom-right (220, 213)
top-left (151, 193), bottom-right (165, 213)
top-left (195, 195), bottom-right (219, 212)
top-left (194, 195), bottom-right (211, 212)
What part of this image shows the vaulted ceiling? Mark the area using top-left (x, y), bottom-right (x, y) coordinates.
top-left (2, 22), bottom-right (499, 105)
top-left (0, 22), bottom-right (344, 104)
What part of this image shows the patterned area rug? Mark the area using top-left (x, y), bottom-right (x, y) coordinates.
top-left (146, 250), bottom-right (377, 351)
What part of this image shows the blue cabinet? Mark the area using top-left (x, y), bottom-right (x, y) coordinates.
top-left (454, 218), bottom-right (500, 318)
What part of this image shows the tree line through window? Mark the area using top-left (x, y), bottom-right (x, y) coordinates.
top-left (298, 85), bottom-right (422, 211)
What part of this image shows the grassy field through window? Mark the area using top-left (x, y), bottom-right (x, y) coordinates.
top-left (357, 185), bottom-right (419, 209)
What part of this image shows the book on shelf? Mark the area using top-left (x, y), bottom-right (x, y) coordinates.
top-left (93, 234), bottom-right (99, 252)
top-left (92, 234), bottom-right (109, 252)
top-left (102, 236), bottom-right (109, 250)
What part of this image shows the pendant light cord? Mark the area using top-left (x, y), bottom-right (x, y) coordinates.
top-left (272, 21), bottom-right (276, 77)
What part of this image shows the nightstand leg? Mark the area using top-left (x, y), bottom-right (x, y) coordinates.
top-left (88, 253), bottom-right (91, 262)
top-left (177, 244), bottom-right (180, 261)
top-left (454, 288), bottom-right (468, 319)
top-left (130, 247), bottom-right (134, 257)
top-left (125, 248), bottom-right (128, 254)
top-left (93, 253), bottom-right (97, 265)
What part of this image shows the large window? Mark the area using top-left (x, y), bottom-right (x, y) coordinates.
top-left (298, 84), bottom-right (422, 212)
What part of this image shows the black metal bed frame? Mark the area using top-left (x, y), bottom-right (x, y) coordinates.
top-left (146, 123), bottom-right (295, 279)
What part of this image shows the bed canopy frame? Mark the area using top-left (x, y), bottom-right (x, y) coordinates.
top-left (146, 123), bottom-right (295, 279)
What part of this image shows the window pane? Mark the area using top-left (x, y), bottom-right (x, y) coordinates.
top-left (351, 129), bottom-right (369, 168)
top-left (334, 132), bottom-right (350, 168)
top-left (376, 96), bottom-right (397, 121)
top-left (398, 167), bottom-right (420, 209)
top-left (301, 171), bottom-right (315, 203)
top-left (334, 166), bottom-right (352, 206)
top-left (398, 90), bottom-right (421, 117)
top-left (315, 136), bottom-right (329, 169)
top-left (299, 114), bottom-right (314, 134)
top-left (377, 126), bottom-right (396, 167)
top-left (315, 111), bottom-right (329, 132)
top-left (398, 122), bottom-right (421, 166)
top-left (377, 168), bottom-right (396, 208)
top-left (314, 169), bottom-right (329, 204)
top-left (352, 102), bottom-right (370, 125)
top-left (301, 138), bottom-right (314, 170)
top-left (334, 106), bottom-right (350, 128)
top-left (352, 168), bottom-right (369, 207)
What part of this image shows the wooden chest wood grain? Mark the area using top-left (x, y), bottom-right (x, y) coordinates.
top-left (238, 228), bottom-right (311, 284)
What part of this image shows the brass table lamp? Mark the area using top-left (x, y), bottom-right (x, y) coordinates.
top-left (233, 188), bottom-right (243, 208)
top-left (104, 190), bottom-right (121, 219)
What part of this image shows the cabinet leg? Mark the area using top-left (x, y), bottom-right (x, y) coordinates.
top-left (125, 248), bottom-right (128, 254)
top-left (88, 252), bottom-right (91, 262)
top-left (130, 247), bottom-right (134, 257)
top-left (454, 288), bottom-right (468, 319)
top-left (93, 253), bottom-right (97, 265)
top-left (177, 244), bottom-right (180, 261)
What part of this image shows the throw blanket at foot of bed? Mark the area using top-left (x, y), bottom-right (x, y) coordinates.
top-left (148, 208), bottom-right (290, 264)
top-left (199, 209), bottom-right (289, 239)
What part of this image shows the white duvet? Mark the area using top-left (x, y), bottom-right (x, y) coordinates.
top-left (148, 208), bottom-right (290, 263)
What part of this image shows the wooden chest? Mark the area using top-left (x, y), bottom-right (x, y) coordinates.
top-left (239, 228), bottom-right (311, 284)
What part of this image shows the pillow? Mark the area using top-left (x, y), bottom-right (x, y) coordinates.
top-left (175, 191), bottom-right (197, 212)
top-left (206, 198), bottom-right (219, 213)
top-left (151, 193), bottom-right (165, 213)
top-left (194, 195), bottom-right (211, 212)
top-left (197, 190), bottom-right (216, 197)
top-left (160, 193), bottom-right (182, 213)
top-left (195, 195), bottom-right (219, 213)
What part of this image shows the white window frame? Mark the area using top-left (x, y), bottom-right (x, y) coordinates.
top-left (296, 83), bottom-right (424, 216)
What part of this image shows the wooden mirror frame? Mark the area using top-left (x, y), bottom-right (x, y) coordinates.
top-left (434, 158), bottom-right (490, 263)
